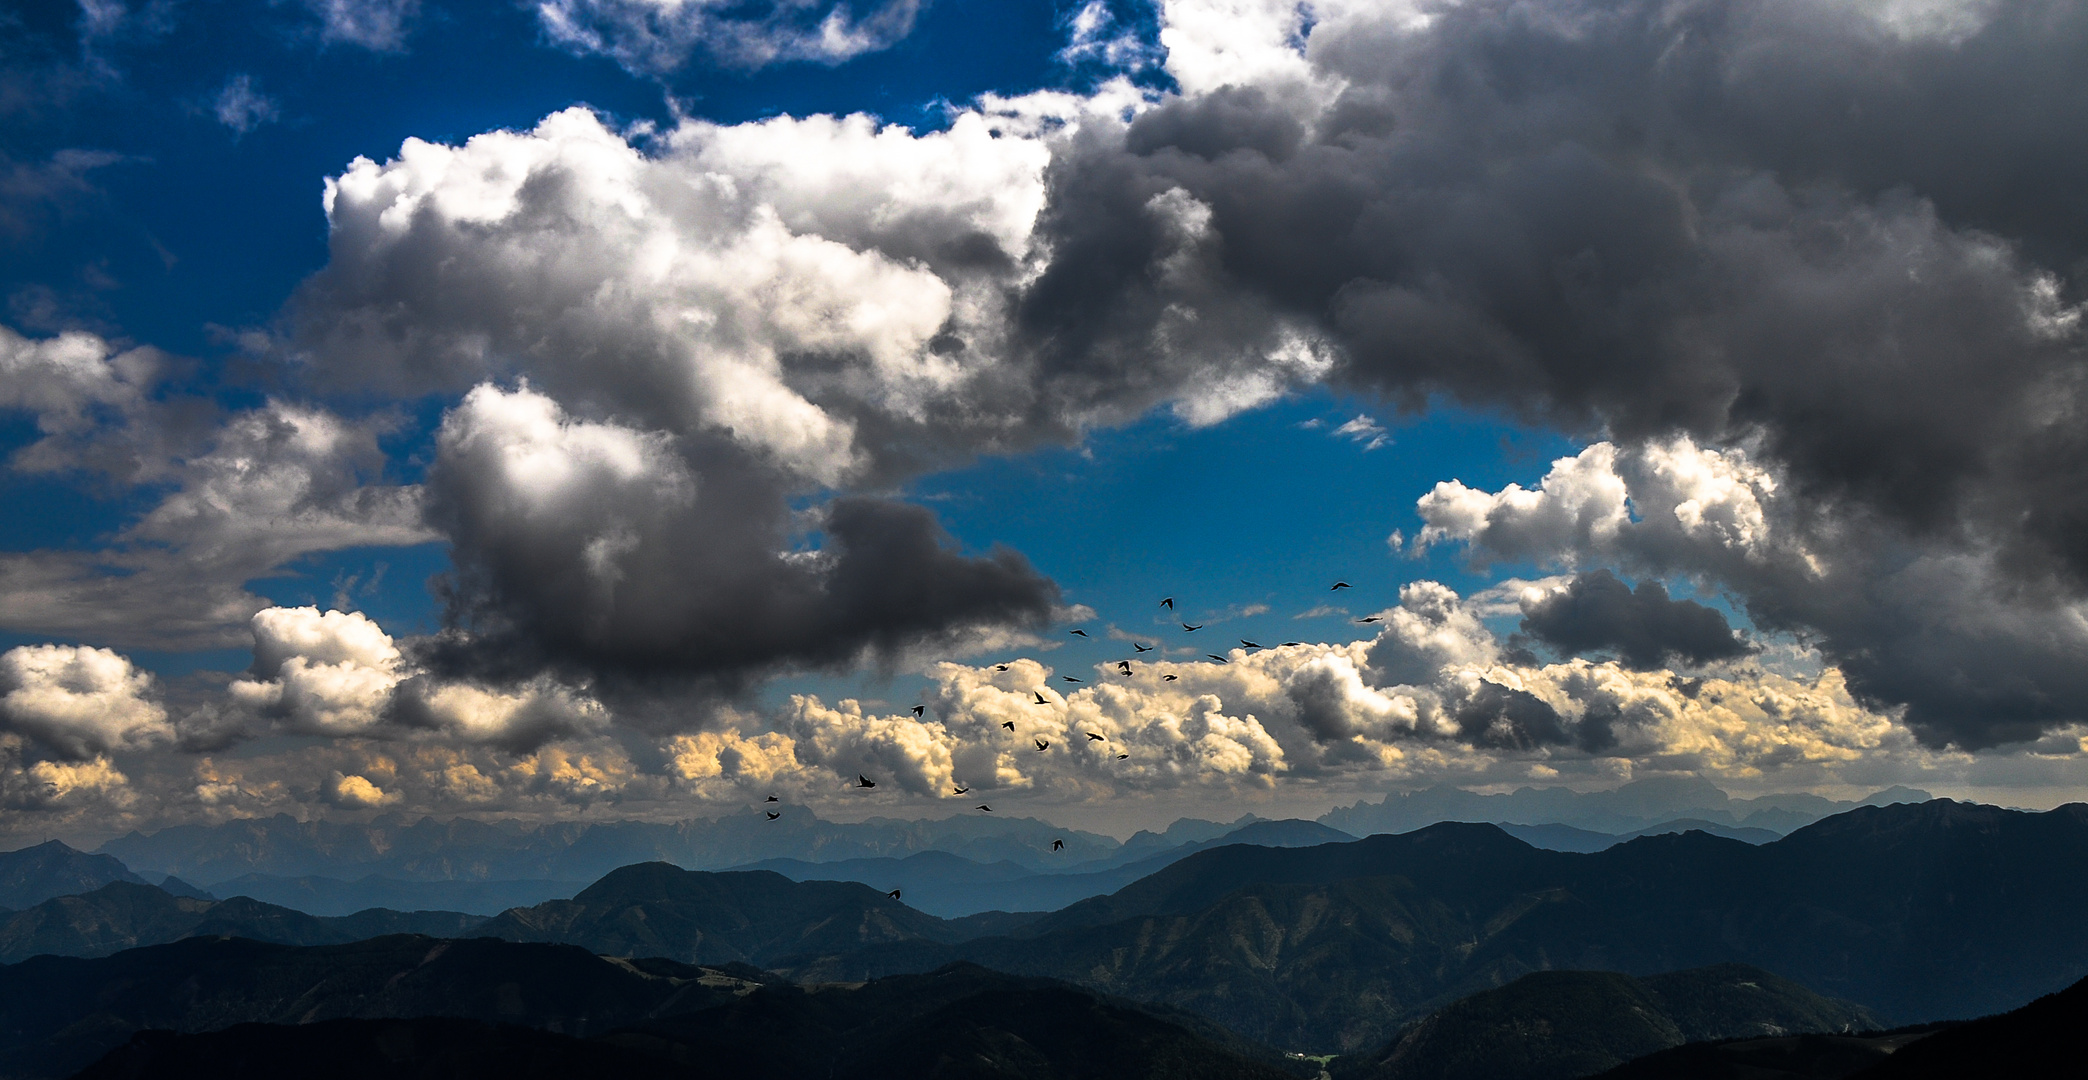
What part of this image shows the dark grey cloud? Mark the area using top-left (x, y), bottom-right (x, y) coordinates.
top-left (1005, 0), bottom-right (2088, 748)
top-left (417, 383), bottom-right (1057, 695)
top-left (1519, 570), bottom-right (1751, 671)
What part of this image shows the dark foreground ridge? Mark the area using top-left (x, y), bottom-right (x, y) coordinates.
top-left (50, 961), bottom-right (1298, 1080)
top-left (1331, 965), bottom-right (1880, 1080)
top-left (1589, 969), bottom-right (2088, 1079)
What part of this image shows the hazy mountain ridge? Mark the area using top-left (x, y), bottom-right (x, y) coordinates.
top-left (208, 874), bottom-right (587, 917)
top-left (97, 808), bottom-right (1123, 884)
top-left (0, 881), bottom-right (482, 964)
top-left (86, 778), bottom-right (1927, 895)
top-left (1324, 777), bottom-right (1934, 837)
top-left (0, 842), bottom-right (149, 910)
top-left (735, 819), bottom-right (1354, 917)
top-left (1332, 965), bottom-right (1881, 1080)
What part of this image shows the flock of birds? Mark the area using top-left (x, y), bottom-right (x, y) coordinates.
top-left (760, 583), bottom-right (1366, 849)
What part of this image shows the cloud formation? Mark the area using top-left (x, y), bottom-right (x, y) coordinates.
top-left (1517, 570), bottom-right (1753, 671)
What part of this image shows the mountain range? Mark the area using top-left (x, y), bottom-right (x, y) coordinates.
top-left (0, 881), bottom-right (481, 964)
top-left (83, 778), bottom-right (1930, 901)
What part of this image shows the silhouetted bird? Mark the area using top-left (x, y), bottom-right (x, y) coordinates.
top-left (1240, 639), bottom-right (1261, 648)
top-left (996, 664), bottom-right (1009, 671)
top-left (1163, 674), bottom-right (1178, 681)
top-left (1332, 581), bottom-right (1352, 590)
top-left (910, 705), bottom-right (925, 716)
top-left (1086, 732), bottom-right (1105, 741)
top-left (1035, 738), bottom-right (1050, 751)
top-left (1182, 622), bottom-right (1202, 631)
top-left (1116, 660), bottom-right (1132, 674)
top-left (953, 785), bottom-right (969, 794)
top-left (1160, 597), bottom-right (1174, 609)
top-left (1061, 676), bottom-right (1082, 683)
top-left (1207, 654), bottom-right (1230, 663)
top-left (765, 795), bottom-right (778, 802)
top-left (1281, 641), bottom-right (1301, 647)
top-left (858, 775), bottom-right (876, 788)
top-left (976, 804), bottom-right (993, 812)
top-left (1133, 643), bottom-right (1152, 653)
top-left (1034, 691), bottom-right (1050, 704)
top-left (1358, 615), bottom-right (1382, 623)
top-left (888, 889), bottom-right (902, 899)
top-left (1070, 629), bottom-right (1087, 636)
top-left (1052, 839), bottom-right (1064, 851)
top-left (1002, 720), bottom-right (1017, 730)
top-left (766, 812), bottom-right (780, 820)
top-left (1117, 753), bottom-right (1129, 759)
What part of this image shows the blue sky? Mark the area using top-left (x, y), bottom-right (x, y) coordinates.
top-left (4, 0), bottom-right (2085, 840)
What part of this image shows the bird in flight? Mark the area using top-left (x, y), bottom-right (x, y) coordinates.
top-left (1182, 622), bottom-right (1203, 631)
top-left (1240, 639), bottom-right (1262, 649)
top-left (1035, 738), bottom-right (1050, 751)
top-left (1116, 660), bottom-right (1132, 675)
top-left (1358, 615), bottom-right (1383, 624)
top-left (888, 889), bottom-right (902, 899)
top-left (1331, 581), bottom-right (1352, 591)
top-left (1070, 629), bottom-right (1087, 637)
top-left (1160, 597), bottom-right (1174, 610)
top-left (1051, 839), bottom-right (1064, 851)
top-left (1002, 720), bottom-right (1016, 730)
top-left (1133, 643), bottom-right (1152, 653)
top-left (1207, 654), bottom-right (1230, 664)
top-left (1086, 732), bottom-right (1105, 741)
top-left (857, 775), bottom-right (876, 788)
top-left (910, 705), bottom-right (925, 717)
top-left (1117, 753), bottom-right (1129, 759)
top-left (976, 804), bottom-right (993, 812)
top-left (766, 812), bottom-right (780, 820)
top-left (1281, 641), bottom-right (1302, 647)
top-left (953, 785), bottom-right (969, 795)
top-left (765, 795), bottom-right (778, 802)
top-left (1034, 691), bottom-right (1050, 705)
top-left (995, 664), bottom-right (1009, 671)
top-left (1163, 674), bottom-right (1178, 682)
top-left (1061, 676), bottom-right (1082, 683)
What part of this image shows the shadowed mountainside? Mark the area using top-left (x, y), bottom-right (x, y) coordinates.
top-left (773, 800), bottom-right (2088, 1051)
top-left (1332, 965), bottom-right (1880, 1080)
top-left (0, 881), bottom-right (482, 963)
top-left (474, 862), bottom-right (983, 966)
top-left (0, 933), bottom-right (768, 1079)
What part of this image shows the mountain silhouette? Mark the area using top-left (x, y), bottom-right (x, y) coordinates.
top-left (0, 881), bottom-right (481, 963)
top-left (0, 841), bottom-right (149, 909)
